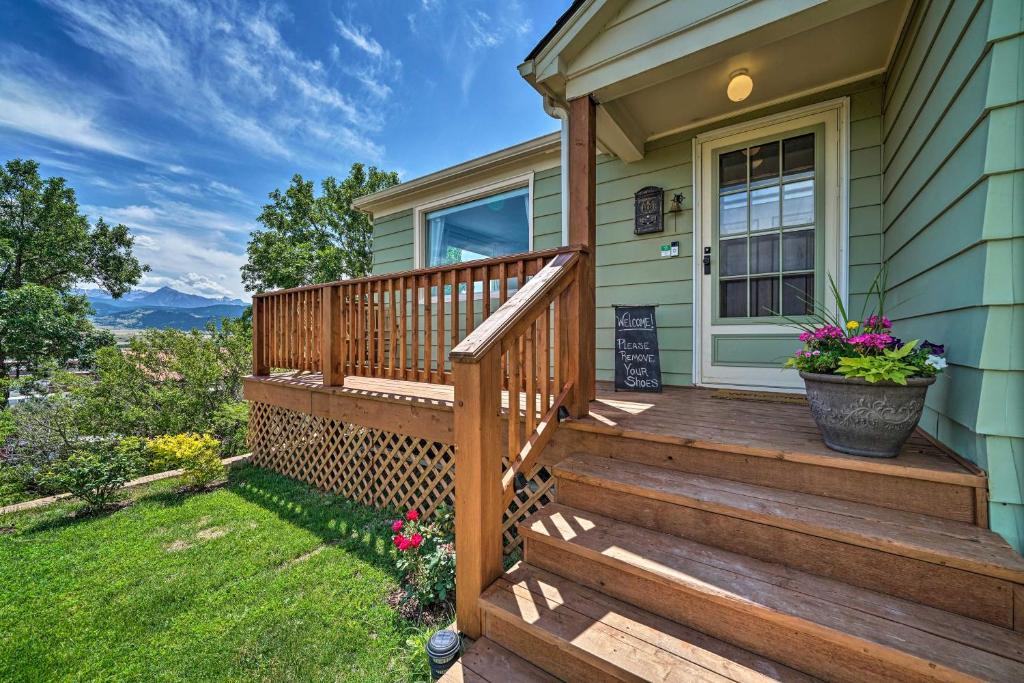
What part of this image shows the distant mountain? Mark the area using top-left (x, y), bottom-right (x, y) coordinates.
top-left (73, 286), bottom-right (248, 331)
top-left (90, 303), bottom-right (248, 331)
top-left (75, 286), bottom-right (246, 309)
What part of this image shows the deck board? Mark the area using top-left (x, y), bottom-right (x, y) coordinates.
top-left (244, 374), bottom-right (981, 487)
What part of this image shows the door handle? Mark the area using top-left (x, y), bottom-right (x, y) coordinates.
top-left (702, 247), bottom-right (712, 275)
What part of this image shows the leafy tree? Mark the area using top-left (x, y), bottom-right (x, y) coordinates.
top-left (0, 159), bottom-right (147, 295)
top-left (0, 285), bottom-right (113, 373)
top-left (0, 159), bottom-right (148, 403)
top-left (241, 162), bottom-right (398, 292)
top-left (73, 317), bottom-right (252, 439)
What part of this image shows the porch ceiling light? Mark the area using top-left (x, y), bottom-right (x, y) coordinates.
top-left (727, 70), bottom-right (753, 102)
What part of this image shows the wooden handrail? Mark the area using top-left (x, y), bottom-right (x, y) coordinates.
top-left (451, 248), bottom-right (586, 638)
top-left (450, 250), bottom-right (581, 362)
top-left (251, 245), bottom-right (582, 298)
top-left (251, 246), bottom-right (581, 382)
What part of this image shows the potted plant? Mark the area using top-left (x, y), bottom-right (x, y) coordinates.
top-left (784, 278), bottom-right (946, 458)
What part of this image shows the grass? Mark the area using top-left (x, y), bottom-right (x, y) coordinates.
top-left (0, 464), bottom-right (442, 682)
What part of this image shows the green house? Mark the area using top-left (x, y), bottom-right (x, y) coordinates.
top-left (353, 0), bottom-right (1024, 553)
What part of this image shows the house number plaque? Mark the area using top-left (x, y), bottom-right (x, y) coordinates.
top-left (634, 186), bottom-right (664, 235)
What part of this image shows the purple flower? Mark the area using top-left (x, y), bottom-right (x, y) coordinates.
top-left (865, 315), bottom-right (893, 330)
top-left (887, 337), bottom-right (903, 349)
top-left (920, 340), bottom-right (945, 355)
top-left (799, 331), bottom-right (812, 342)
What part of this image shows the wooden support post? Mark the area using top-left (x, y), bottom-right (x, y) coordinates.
top-left (252, 296), bottom-right (269, 376)
top-left (321, 285), bottom-right (343, 386)
top-left (568, 95), bottom-right (597, 415)
top-left (452, 351), bottom-right (503, 639)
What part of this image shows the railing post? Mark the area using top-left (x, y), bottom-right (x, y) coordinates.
top-left (322, 285), bottom-right (343, 386)
top-left (252, 295), bottom-right (270, 376)
top-left (452, 349), bottom-right (503, 639)
top-left (568, 95), bottom-right (597, 415)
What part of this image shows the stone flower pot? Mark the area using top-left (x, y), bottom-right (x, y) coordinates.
top-left (799, 371), bottom-right (935, 458)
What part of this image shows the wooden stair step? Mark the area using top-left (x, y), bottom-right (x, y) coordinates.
top-left (439, 637), bottom-right (559, 682)
top-left (556, 454), bottom-right (1020, 576)
top-left (522, 504), bottom-right (1024, 683)
top-left (481, 562), bottom-right (820, 682)
top-left (554, 455), bottom-right (1024, 628)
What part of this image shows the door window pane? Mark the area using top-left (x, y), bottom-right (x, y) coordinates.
top-left (425, 187), bottom-right (529, 267)
top-left (782, 274), bottom-right (814, 315)
top-left (715, 131), bottom-right (817, 319)
top-left (749, 185), bottom-right (779, 232)
top-left (750, 234), bottom-right (779, 274)
top-left (783, 134), bottom-right (814, 175)
top-left (719, 149), bottom-right (747, 192)
top-left (749, 141), bottom-right (779, 184)
top-left (720, 280), bottom-right (746, 318)
top-left (782, 230), bottom-right (814, 271)
top-left (719, 191), bottom-right (747, 235)
top-left (782, 180), bottom-right (814, 227)
top-left (720, 238), bottom-right (747, 277)
top-left (749, 277), bottom-right (779, 317)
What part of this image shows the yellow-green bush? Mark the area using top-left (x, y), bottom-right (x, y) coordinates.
top-left (147, 433), bottom-right (224, 488)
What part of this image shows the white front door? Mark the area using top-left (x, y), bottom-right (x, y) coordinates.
top-left (695, 102), bottom-right (846, 391)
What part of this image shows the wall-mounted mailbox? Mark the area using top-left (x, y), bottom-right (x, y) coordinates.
top-left (634, 186), bottom-right (664, 235)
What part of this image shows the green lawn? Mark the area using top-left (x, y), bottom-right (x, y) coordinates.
top-left (0, 464), bottom-right (439, 682)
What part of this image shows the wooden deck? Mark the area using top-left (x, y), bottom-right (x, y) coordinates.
top-left (244, 373), bottom-right (981, 487)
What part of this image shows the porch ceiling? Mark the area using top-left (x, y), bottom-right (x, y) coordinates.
top-left (521, 0), bottom-right (910, 160)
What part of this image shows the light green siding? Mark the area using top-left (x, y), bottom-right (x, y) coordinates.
top-left (369, 82), bottom-right (886, 389)
top-left (371, 210), bottom-right (415, 275)
top-left (881, 0), bottom-right (1024, 550)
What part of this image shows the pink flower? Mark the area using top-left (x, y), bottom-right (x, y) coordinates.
top-left (391, 520), bottom-right (403, 532)
top-left (405, 509), bottom-right (420, 522)
top-left (847, 333), bottom-right (893, 350)
top-left (811, 325), bottom-right (844, 340)
top-left (799, 331), bottom-right (812, 342)
top-left (410, 533), bottom-right (423, 548)
top-left (393, 534), bottom-right (406, 548)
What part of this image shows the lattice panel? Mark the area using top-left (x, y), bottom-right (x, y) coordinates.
top-left (249, 401), bottom-right (553, 553)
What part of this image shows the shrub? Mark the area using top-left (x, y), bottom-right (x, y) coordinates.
top-left (211, 401), bottom-right (248, 456)
top-left (40, 446), bottom-right (143, 510)
top-left (147, 433), bottom-right (224, 488)
top-left (391, 506), bottom-right (456, 609)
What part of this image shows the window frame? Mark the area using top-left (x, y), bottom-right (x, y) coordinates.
top-left (412, 173), bottom-right (535, 269)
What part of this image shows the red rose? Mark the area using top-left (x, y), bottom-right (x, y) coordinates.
top-left (392, 534), bottom-right (405, 548)
top-left (391, 520), bottom-right (403, 532)
top-left (406, 509), bottom-right (420, 521)
top-left (398, 537), bottom-right (412, 551)
top-left (410, 533), bottom-right (423, 548)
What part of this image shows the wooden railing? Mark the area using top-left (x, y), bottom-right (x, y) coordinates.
top-left (449, 247), bottom-right (588, 638)
top-left (251, 246), bottom-right (576, 382)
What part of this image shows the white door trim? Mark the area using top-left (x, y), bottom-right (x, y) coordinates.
top-left (691, 97), bottom-right (850, 391)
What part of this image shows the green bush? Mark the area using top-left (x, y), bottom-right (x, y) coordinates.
top-left (40, 446), bottom-right (143, 510)
top-left (391, 505), bottom-right (456, 609)
top-left (147, 433), bottom-right (224, 488)
top-left (211, 401), bottom-right (248, 456)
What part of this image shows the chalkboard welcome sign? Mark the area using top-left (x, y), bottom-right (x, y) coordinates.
top-left (613, 305), bottom-right (662, 392)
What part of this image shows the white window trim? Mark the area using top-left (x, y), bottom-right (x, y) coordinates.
top-left (412, 172), bottom-right (535, 269)
top-left (691, 97), bottom-right (850, 390)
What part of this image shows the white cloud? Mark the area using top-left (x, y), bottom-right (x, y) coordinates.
top-left (141, 271), bottom-right (238, 299)
top-left (335, 20), bottom-right (384, 58)
top-left (0, 49), bottom-right (146, 160)
top-left (40, 0), bottom-right (386, 161)
top-left (333, 18), bottom-right (401, 103)
top-left (404, 1), bottom-right (533, 97)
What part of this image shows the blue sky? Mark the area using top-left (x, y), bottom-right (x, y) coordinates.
top-left (0, 0), bottom-right (567, 300)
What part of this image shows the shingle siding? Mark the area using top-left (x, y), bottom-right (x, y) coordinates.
top-left (881, 0), bottom-right (1024, 550)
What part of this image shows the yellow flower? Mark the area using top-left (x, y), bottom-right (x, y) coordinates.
top-left (846, 320), bottom-right (860, 330)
